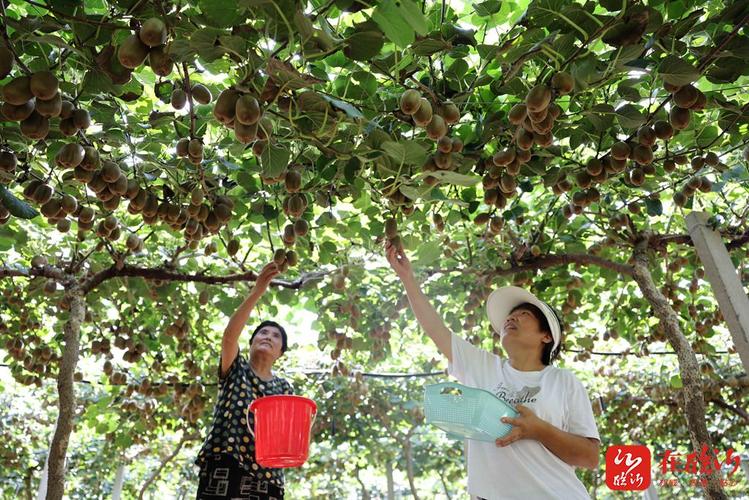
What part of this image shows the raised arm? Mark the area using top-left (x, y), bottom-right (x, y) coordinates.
top-left (385, 241), bottom-right (453, 363)
top-left (221, 262), bottom-right (280, 376)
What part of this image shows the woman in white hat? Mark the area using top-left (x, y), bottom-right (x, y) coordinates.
top-left (385, 242), bottom-right (600, 500)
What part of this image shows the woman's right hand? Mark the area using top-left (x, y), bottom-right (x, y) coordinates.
top-left (252, 262), bottom-right (280, 296)
top-left (385, 240), bottom-right (414, 282)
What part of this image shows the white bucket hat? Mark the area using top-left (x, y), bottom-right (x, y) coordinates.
top-left (486, 286), bottom-right (562, 352)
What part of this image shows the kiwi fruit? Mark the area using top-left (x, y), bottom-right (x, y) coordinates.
top-left (704, 151), bottom-right (719, 166)
top-left (515, 127), bottom-right (534, 150)
top-left (399, 89), bottom-right (421, 115)
top-left (451, 138), bottom-right (464, 153)
top-left (437, 136), bottom-right (453, 154)
top-left (33, 184), bottom-right (54, 205)
top-left (525, 85), bottom-right (552, 113)
top-left (125, 179), bottom-right (140, 199)
top-left (663, 159), bottom-right (676, 172)
top-left (575, 171), bottom-right (592, 189)
top-left (632, 144), bottom-right (654, 165)
top-left (252, 141), bottom-right (267, 156)
top-left (663, 82), bottom-right (681, 94)
top-left (412, 98), bottom-right (433, 127)
top-left (653, 120), bottom-right (673, 140)
top-left (59, 117), bottom-right (79, 136)
top-left (533, 132), bottom-right (553, 147)
top-left (673, 85), bottom-right (698, 109)
top-left (551, 71), bottom-right (574, 95)
top-left (228, 120), bottom-right (254, 143)
top-left (118, 34), bottom-right (149, 69)
top-left (148, 46), bottom-right (173, 76)
top-left (286, 250), bottom-right (298, 267)
top-left (35, 93), bottom-right (63, 118)
top-left (610, 141), bottom-right (630, 160)
top-left (20, 112), bottom-right (49, 140)
top-left (293, 218), bottom-right (309, 237)
top-left (0, 46), bottom-right (13, 79)
top-left (41, 198), bottom-right (62, 218)
top-left (273, 248), bottom-right (287, 265)
top-left (139, 18), bottom-right (168, 47)
top-left (111, 175), bottom-right (128, 196)
top-left (691, 90), bottom-right (707, 110)
top-left (0, 151), bottom-right (17, 171)
top-left (629, 167), bottom-right (645, 186)
top-left (691, 156), bottom-right (705, 171)
top-left (508, 103), bottom-right (527, 125)
top-left (669, 106), bottom-right (691, 130)
top-left (2, 100), bottom-right (35, 121)
top-left (235, 95), bottom-right (261, 125)
top-left (72, 109), bottom-right (91, 129)
top-left (527, 107), bottom-right (548, 123)
top-left (636, 126), bottom-right (656, 147)
top-left (426, 115), bottom-right (447, 140)
top-left (101, 160), bottom-right (121, 183)
top-left (171, 89), bottom-right (187, 110)
top-left (191, 84), bottom-right (212, 105)
top-left (586, 158), bottom-right (603, 176)
top-left (59, 100), bottom-right (75, 119)
top-left (30, 72), bottom-right (59, 100)
top-left (188, 139), bottom-right (203, 157)
top-left (673, 191), bottom-right (688, 207)
top-left (80, 147), bottom-right (100, 171)
top-left (176, 138), bottom-right (190, 157)
top-left (441, 101), bottom-right (460, 124)
top-left (2, 76), bottom-right (33, 105)
top-left (56, 143), bottom-right (85, 169)
top-left (285, 170), bottom-right (302, 192)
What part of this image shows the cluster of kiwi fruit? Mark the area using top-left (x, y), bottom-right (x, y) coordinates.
top-left (21, 177), bottom-right (86, 232)
top-left (176, 136), bottom-right (207, 165)
top-left (0, 150), bottom-right (15, 225)
top-left (506, 71), bottom-right (573, 155)
top-left (0, 70), bottom-right (90, 140)
top-left (399, 89), bottom-right (459, 141)
top-left (213, 88), bottom-right (273, 152)
top-left (380, 177), bottom-right (416, 216)
top-left (422, 135), bottom-right (465, 185)
top-left (171, 81), bottom-right (212, 110)
top-left (331, 266), bottom-right (349, 292)
top-left (601, 5), bottom-right (651, 47)
top-left (117, 18), bottom-right (172, 76)
top-left (665, 83), bottom-right (706, 132)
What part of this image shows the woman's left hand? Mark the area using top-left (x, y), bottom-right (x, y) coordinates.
top-left (495, 404), bottom-right (548, 447)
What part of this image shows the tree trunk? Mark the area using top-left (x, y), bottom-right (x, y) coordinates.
top-left (403, 436), bottom-right (420, 500)
top-left (438, 472), bottom-right (452, 499)
top-left (355, 468), bottom-right (370, 500)
top-left (385, 460), bottom-right (395, 500)
top-left (112, 463), bottom-right (125, 500)
top-left (632, 240), bottom-right (727, 500)
top-left (138, 435), bottom-right (186, 500)
top-left (24, 468), bottom-right (33, 500)
top-left (46, 289), bottom-right (85, 500)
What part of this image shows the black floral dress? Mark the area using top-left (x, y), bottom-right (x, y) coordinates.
top-left (195, 351), bottom-right (293, 499)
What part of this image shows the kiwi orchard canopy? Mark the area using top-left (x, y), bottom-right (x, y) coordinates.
top-left (0, 0), bottom-right (748, 498)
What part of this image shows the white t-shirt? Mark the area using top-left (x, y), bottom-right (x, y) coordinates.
top-left (448, 333), bottom-right (600, 500)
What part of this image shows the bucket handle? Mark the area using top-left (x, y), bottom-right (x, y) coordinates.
top-left (245, 402), bottom-right (318, 441)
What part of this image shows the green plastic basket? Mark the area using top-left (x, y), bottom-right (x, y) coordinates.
top-left (424, 382), bottom-right (517, 442)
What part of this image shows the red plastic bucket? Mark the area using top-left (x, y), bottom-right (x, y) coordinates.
top-left (248, 395), bottom-right (317, 468)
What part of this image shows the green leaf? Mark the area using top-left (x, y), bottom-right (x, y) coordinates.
top-left (415, 241), bottom-right (442, 266)
top-left (411, 37), bottom-right (452, 57)
top-left (260, 143), bottom-right (290, 179)
top-left (644, 198), bottom-right (663, 216)
top-left (199, 0), bottom-right (244, 27)
top-left (669, 374), bottom-right (683, 389)
top-left (615, 104), bottom-right (645, 130)
top-left (417, 170), bottom-right (480, 186)
top-left (658, 55), bottom-right (700, 87)
top-left (0, 187), bottom-right (39, 219)
top-left (473, 0), bottom-right (501, 16)
top-left (344, 31), bottom-right (385, 61)
top-left (373, 0), bottom-right (428, 47)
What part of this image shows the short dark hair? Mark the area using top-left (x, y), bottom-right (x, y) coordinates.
top-left (510, 303), bottom-right (563, 365)
top-left (250, 320), bottom-right (288, 353)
